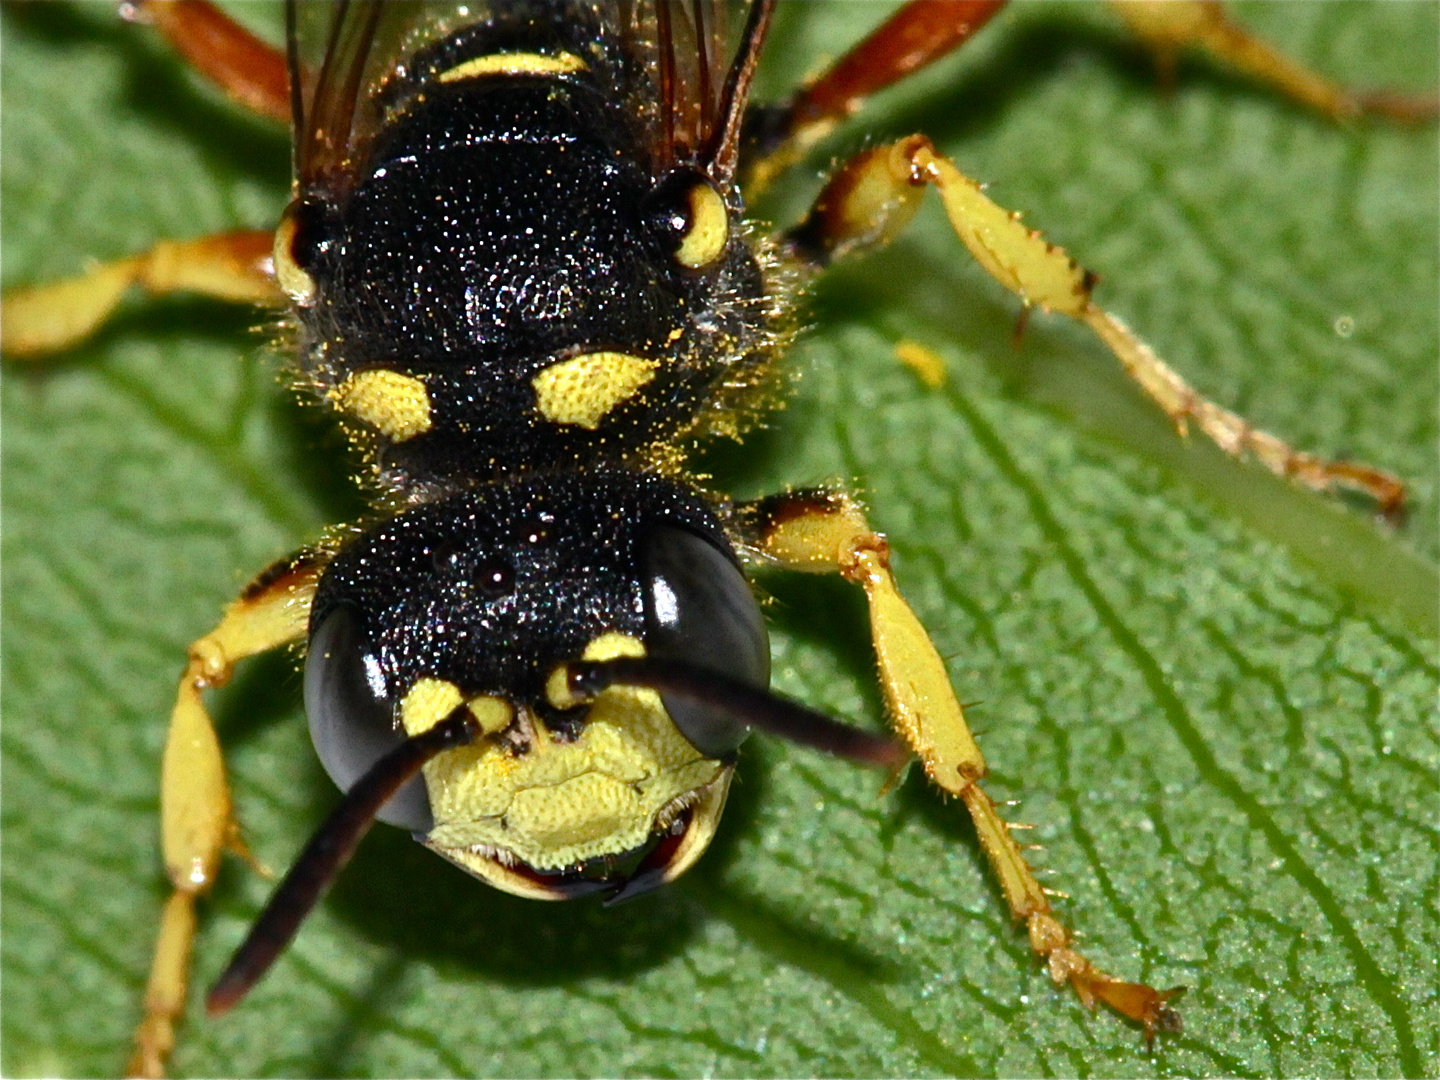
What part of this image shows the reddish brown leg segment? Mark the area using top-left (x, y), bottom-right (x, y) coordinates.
top-left (123, 0), bottom-right (291, 124)
top-left (748, 1), bottom-right (1435, 194)
top-left (746, 0), bottom-right (1007, 190)
top-left (790, 0), bottom-right (1008, 132)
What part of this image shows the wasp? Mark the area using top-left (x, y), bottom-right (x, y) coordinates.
top-left (3, 2), bottom-right (1435, 1077)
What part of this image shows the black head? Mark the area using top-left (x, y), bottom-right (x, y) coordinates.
top-left (303, 471), bottom-right (768, 897)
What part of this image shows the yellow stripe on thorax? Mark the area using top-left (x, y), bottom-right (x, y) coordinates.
top-left (329, 370), bottom-right (432, 442)
top-left (438, 51), bottom-right (587, 83)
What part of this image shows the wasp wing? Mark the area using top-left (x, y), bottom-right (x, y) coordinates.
top-left (287, 0), bottom-right (459, 197)
top-left (285, 0), bottom-right (770, 197)
top-left (603, 1), bottom-right (772, 176)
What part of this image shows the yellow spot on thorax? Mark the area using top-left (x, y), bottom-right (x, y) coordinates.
top-left (532, 351), bottom-right (657, 429)
top-left (894, 340), bottom-right (947, 389)
top-left (438, 51), bottom-right (587, 83)
top-left (330, 369), bottom-right (432, 441)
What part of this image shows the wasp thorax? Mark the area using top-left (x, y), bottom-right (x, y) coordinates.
top-left (293, 54), bottom-right (772, 486)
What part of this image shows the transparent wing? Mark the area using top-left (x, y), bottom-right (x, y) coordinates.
top-left (643, 1), bottom-right (735, 169)
top-left (288, 1), bottom-right (484, 196)
top-left (639, 1), bottom-right (773, 177)
top-left (285, 0), bottom-right (769, 195)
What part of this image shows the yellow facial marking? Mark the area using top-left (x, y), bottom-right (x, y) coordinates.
top-left (403, 681), bottom-right (511, 740)
top-left (545, 632), bottom-right (645, 710)
top-left (400, 678), bottom-right (464, 736)
top-left (420, 630), bottom-right (728, 879)
top-left (675, 180), bottom-right (729, 269)
top-left (581, 632), bottom-right (646, 663)
top-left (330, 370), bottom-right (432, 441)
top-left (272, 209), bottom-right (316, 306)
top-left (438, 51), bottom-right (587, 83)
top-left (544, 665), bottom-right (580, 712)
top-left (532, 351), bottom-right (657, 429)
top-left (467, 695), bottom-right (514, 737)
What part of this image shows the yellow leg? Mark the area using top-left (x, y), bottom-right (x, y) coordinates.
top-left (2, 230), bottom-right (278, 359)
top-left (1110, 0), bottom-right (1439, 125)
top-left (736, 490), bottom-right (1183, 1038)
top-left (789, 136), bottom-right (1407, 520)
top-left (127, 554), bottom-right (322, 1079)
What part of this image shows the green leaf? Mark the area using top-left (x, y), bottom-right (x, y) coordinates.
top-left (3, 3), bottom-right (1435, 1077)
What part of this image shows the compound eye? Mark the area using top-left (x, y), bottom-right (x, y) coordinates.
top-left (304, 604), bottom-right (433, 832)
top-left (643, 526), bottom-right (770, 757)
top-left (645, 169), bottom-right (730, 270)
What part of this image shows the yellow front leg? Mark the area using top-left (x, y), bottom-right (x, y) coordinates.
top-left (128, 553), bottom-right (323, 1079)
top-left (735, 490), bottom-right (1183, 1039)
top-left (790, 136), bottom-right (1407, 519)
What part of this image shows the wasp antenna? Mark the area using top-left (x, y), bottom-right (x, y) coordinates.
top-left (568, 656), bottom-right (909, 771)
top-left (707, 0), bottom-right (774, 181)
top-left (655, 1), bottom-right (677, 165)
top-left (284, 0), bottom-right (303, 143)
top-left (206, 708), bottom-right (479, 1016)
